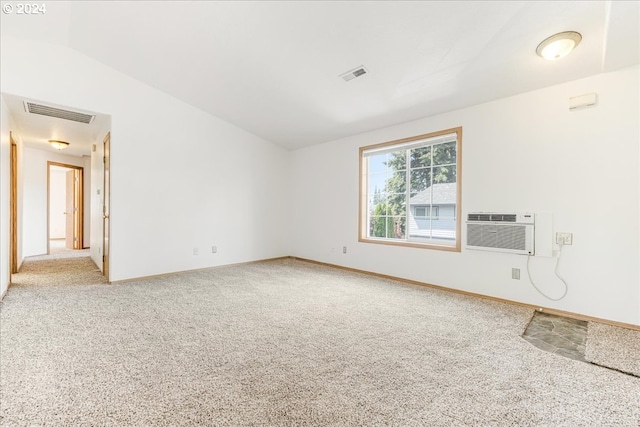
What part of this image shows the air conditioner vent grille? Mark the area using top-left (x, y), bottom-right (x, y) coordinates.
top-left (467, 213), bottom-right (517, 222)
top-left (467, 224), bottom-right (529, 252)
top-left (465, 212), bottom-right (535, 255)
top-left (24, 101), bottom-right (95, 124)
top-left (492, 214), bottom-right (517, 222)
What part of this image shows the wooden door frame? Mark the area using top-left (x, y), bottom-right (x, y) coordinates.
top-left (64, 169), bottom-right (76, 250)
top-left (102, 132), bottom-right (110, 282)
top-left (10, 133), bottom-right (18, 277)
top-left (47, 162), bottom-right (84, 253)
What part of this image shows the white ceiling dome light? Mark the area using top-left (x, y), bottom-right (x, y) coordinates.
top-left (49, 140), bottom-right (70, 150)
top-left (536, 31), bottom-right (582, 60)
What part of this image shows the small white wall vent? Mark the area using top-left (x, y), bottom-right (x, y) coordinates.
top-left (466, 213), bottom-right (535, 255)
top-left (339, 66), bottom-right (368, 82)
top-left (23, 101), bottom-right (95, 124)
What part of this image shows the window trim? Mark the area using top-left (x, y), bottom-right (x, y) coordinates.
top-left (358, 127), bottom-right (462, 252)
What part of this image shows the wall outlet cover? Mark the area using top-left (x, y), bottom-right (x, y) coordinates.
top-left (556, 232), bottom-right (573, 245)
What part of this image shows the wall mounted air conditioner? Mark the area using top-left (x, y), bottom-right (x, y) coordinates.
top-left (466, 213), bottom-right (534, 255)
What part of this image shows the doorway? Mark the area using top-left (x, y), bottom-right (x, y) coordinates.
top-left (10, 133), bottom-right (18, 280)
top-left (47, 162), bottom-right (84, 254)
top-left (102, 132), bottom-right (110, 282)
top-left (2, 94), bottom-right (112, 289)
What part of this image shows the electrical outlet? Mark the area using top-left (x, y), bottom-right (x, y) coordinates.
top-left (556, 232), bottom-right (573, 245)
top-left (512, 268), bottom-right (520, 280)
top-left (193, 248), bottom-right (199, 255)
top-left (212, 246), bottom-right (217, 254)
top-left (343, 246), bottom-right (347, 254)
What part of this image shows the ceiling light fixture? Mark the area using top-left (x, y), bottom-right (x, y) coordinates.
top-left (536, 31), bottom-right (582, 60)
top-left (49, 140), bottom-right (70, 150)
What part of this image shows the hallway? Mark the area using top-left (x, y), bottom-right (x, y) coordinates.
top-left (10, 240), bottom-right (105, 288)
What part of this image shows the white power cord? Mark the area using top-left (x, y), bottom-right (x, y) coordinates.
top-left (526, 243), bottom-right (568, 301)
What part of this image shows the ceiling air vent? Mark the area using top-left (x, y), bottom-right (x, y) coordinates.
top-left (23, 101), bottom-right (95, 124)
top-left (339, 66), bottom-right (368, 82)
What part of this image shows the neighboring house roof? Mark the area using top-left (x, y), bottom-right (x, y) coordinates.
top-left (410, 183), bottom-right (456, 205)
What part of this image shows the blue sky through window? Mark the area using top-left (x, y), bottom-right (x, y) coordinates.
top-left (368, 154), bottom-right (392, 194)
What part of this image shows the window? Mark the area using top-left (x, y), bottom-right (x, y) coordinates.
top-left (359, 127), bottom-right (462, 251)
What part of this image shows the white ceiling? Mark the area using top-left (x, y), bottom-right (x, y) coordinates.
top-left (2, 1), bottom-right (639, 151)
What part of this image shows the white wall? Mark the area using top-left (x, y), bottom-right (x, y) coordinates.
top-left (291, 66), bottom-right (640, 326)
top-left (83, 156), bottom-right (91, 248)
top-left (22, 147), bottom-right (89, 257)
top-left (90, 134), bottom-right (105, 270)
top-left (1, 36), bottom-right (290, 281)
top-left (49, 169), bottom-right (66, 239)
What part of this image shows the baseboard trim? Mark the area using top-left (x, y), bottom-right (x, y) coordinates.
top-left (0, 287), bottom-right (6, 302)
top-left (109, 256), bottom-right (291, 285)
top-left (290, 257), bottom-right (640, 332)
top-left (532, 307), bottom-right (640, 331)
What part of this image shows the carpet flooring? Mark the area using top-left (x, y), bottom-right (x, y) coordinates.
top-left (585, 322), bottom-right (640, 377)
top-left (10, 256), bottom-right (105, 287)
top-left (1, 257), bottom-right (639, 426)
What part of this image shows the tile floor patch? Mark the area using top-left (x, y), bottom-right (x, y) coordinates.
top-left (522, 311), bottom-right (587, 362)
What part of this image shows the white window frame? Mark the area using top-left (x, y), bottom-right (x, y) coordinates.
top-left (359, 127), bottom-right (462, 252)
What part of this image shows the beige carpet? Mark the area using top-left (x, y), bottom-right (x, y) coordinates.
top-left (1, 257), bottom-right (639, 426)
top-left (585, 323), bottom-right (640, 377)
top-left (11, 256), bottom-right (104, 287)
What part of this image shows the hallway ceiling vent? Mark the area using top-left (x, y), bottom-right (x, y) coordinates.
top-left (339, 66), bottom-right (368, 82)
top-left (23, 101), bottom-right (95, 124)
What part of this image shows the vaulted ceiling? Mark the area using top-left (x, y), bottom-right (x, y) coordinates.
top-left (2, 1), bottom-right (639, 151)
